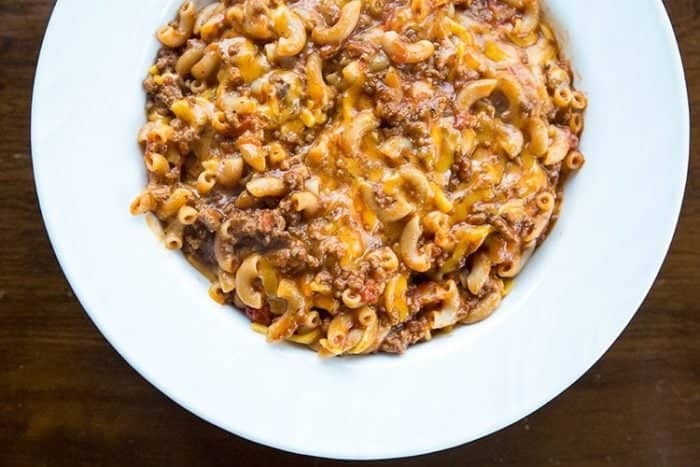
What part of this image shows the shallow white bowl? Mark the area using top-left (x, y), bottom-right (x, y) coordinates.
top-left (32, 0), bottom-right (688, 460)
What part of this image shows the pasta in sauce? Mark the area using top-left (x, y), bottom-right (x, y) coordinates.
top-left (132, 0), bottom-right (587, 355)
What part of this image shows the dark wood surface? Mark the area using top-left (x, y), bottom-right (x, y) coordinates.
top-left (1, 1), bottom-right (698, 466)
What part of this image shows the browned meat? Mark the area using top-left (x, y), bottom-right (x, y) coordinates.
top-left (216, 208), bottom-right (321, 274)
top-left (155, 48), bottom-right (178, 72)
top-left (144, 73), bottom-right (184, 112)
top-left (169, 118), bottom-right (199, 154)
top-left (245, 304), bottom-right (272, 325)
top-left (183, 224), bottom-right (216, 266)
top-left (380, 316), bottom-right (431, 354)
top-left (224, 208), bottom-right (287, 244)
top-left (359, 279), bottom-right (381, 305)
top-left (267, 239), bottom-right (321, 274)
top-left (198, 207), bottom-right (223, 232)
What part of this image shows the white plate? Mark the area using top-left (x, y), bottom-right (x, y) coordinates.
top-left (31, 0), bottom-right (688, 460)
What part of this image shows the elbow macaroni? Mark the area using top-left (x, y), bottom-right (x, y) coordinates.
top-left (134, 0), bottom-right (587, 355)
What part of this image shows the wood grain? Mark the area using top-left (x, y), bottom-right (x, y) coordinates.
top-left (0, 1), bottom-right (698, 466)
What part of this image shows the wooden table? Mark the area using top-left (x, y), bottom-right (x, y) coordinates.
top-left (1, 2), bottom-right (697, 466)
